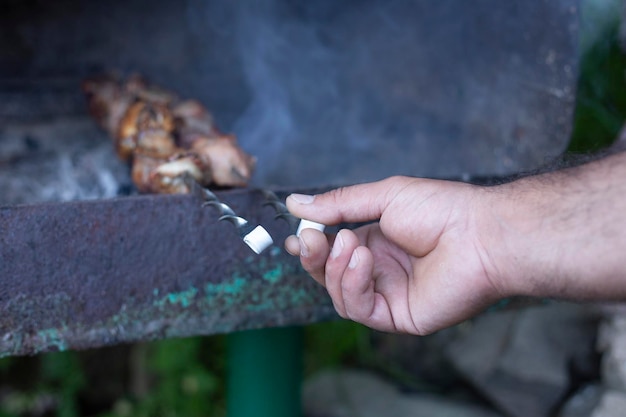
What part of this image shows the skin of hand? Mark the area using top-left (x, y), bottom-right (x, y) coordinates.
top-left (285, 176), bottom-right (503, 335)
top-left (284, 151), bottom-right (626, 335)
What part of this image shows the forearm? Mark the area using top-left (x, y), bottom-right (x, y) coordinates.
top-left (484, 151), bottom-right (626, 300)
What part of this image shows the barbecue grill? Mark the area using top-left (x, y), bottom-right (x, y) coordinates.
top-left (0, 0), bottom-right (579, 415)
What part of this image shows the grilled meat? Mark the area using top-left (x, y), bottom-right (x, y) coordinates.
top-left (83, 74), bottom-right (255, 193)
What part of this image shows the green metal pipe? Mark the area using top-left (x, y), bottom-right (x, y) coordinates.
top-left (227, 326), bottom-right (303, 417)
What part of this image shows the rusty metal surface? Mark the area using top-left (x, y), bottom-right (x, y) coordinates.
top-left (0, 189), bottom-right (336, 356)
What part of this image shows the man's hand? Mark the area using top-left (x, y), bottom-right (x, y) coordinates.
top-left (284, 176), bottom-right (504, 335)
top-left (284, 152), bottom-right (626, 335)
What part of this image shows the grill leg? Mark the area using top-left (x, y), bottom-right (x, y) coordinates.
top-left (227, 326), bottom-right (303, 417)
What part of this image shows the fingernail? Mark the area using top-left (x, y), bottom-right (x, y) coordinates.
top-left (330, 232), bottom-right (344, 259)
top-left (290, 194), bottom-right (315, 204)
top-left (348, 250), bottom-right (359, 269)
top-left (299, 236), bottom-right (309, 257)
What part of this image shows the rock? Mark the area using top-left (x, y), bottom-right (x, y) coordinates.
top-left (368, 326), bottom-right (465, 391)
top-left (598, 316), bottom-right (626, 391)
top-left (303, 368), bottom-right (502, 417)
top-left (558, 384), bottom-right (603, 417)
top-left (445, 302), bottom-right (599, 417)
top-left (590, 390), bottom-right (626, 417)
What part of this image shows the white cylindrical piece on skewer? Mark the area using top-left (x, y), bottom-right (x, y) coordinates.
top-left (243, 225), bottom-right (274, 254)
top-left (296, 219), bottom-right (326, 237)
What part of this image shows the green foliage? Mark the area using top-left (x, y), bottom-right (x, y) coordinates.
top-left (304, 320), bottom-right (372, 373)
top-left (102, 337), bottom-right (226, 417)
top-left (140, 338), bottom-right (224, 417)
top-left (0, 351), bottom-right (85, 417)
top-left (0, 338), bottom-right (227, 417)
top-left (569, 25), bottom-right (626, 152)
top-left (39, 352), bottom-right (85, 417)
top-left (0, 357), bottom-right (16, 374)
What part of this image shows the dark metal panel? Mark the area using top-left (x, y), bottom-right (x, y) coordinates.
top-left (0, 0), bottom-right (580, 183)
top-left (0, 190), bottom-right (335, 356)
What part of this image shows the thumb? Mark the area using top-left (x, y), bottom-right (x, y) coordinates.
top-left (286, 176), bottom-right (412, 225)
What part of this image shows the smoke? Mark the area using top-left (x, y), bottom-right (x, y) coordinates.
top-left (188, 0), bottom-right (577, 186)
top-left (0, 119), bottom-right (130, 206)
top-left (232, 0), bottom-right (298, 180)
top-left (218, 0), bottom-right (466, 186)
top-left (229, 0), bottom-right (344, 185)
top-left (182, 0), bottom-right (454, 186)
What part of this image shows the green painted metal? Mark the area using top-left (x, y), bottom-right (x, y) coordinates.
top-left (227, 326), bottom-right (303, 417)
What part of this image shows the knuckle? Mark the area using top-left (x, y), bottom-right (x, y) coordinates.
top-left (411, 319), bottom-right (434, 336)
top-left (326, 250), bottom-right (353, 281)
top-left (301, 260), bottom-right (324, 282)
top-left (343, 305), bottom-right (361, 322)
top-left (385, 175), bottom-right (404, 184)
top-left (340, 277), bottom-right (353, 295)
top-left (331, 300), bottom-right (347, 318)
top-left (325, 186), bottom-right (351, 206)
top-left (383, 175), bottom-right (410, 189)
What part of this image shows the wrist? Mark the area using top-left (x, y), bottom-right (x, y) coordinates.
top-left (479, 152), bottom-right (626, 301)
top-left (475, 177), bottom-right (568, 298)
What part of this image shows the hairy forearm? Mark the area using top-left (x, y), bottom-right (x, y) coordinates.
top-left (483, 151), bottom-right (626, 300)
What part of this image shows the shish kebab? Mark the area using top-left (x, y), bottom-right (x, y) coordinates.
top-left (82, 73), bottom-right (324, 253)
top-left (82, 75), bottom-right (548, 313)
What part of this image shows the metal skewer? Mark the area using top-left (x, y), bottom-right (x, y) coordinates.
top-left (262, 190), bottom-right (326, 237)
top-left (261, 190), bottom-right (300, 233)
top-left (185, 176), bottom-right (274, 254)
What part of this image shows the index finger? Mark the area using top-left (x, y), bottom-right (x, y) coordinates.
top-left (286, 176), bottom-right (414, 225)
